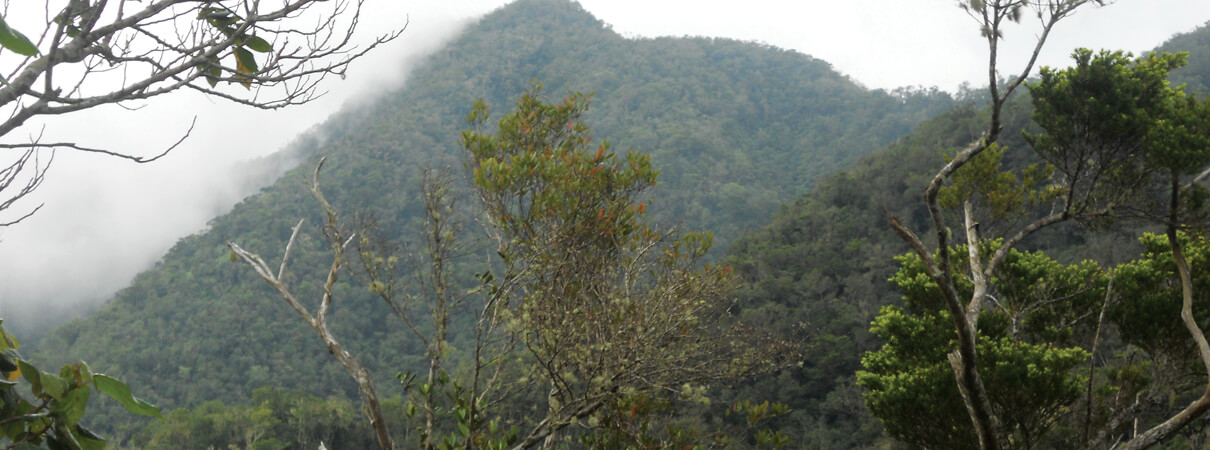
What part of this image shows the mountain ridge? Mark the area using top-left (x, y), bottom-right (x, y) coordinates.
top-left (31, 0), bottom-right (952, 436)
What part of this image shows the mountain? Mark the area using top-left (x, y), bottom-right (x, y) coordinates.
top-left (30, 0), bottom-right (952, 436)
top-left (1158, 20), bottom-right (1210, 92)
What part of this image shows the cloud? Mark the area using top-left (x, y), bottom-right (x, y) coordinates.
top-left (0, 1), bottom-right (474, 336)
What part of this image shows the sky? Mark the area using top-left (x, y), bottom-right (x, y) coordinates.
top-left (0, 0), bottom-right (1208, 331)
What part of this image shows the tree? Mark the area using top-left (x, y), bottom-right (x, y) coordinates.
top-left (860, 246), bottom-right (1106, 448)
top-left (228, 159), bottom-right (397, 450)
top-left (229, 88), bottom-right (792, 449)
top-left (871, 0), bottom-right (1210, 447)
top-left (0, 0), bottom-right (402, 225)
top-left (462, 88), bottom-right (789, 448)
top-left (878, 4), bottom-right (1106, 446)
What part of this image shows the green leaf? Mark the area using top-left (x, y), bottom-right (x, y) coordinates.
top-left (73, 424), bottom-right (106, 450)
top-left (203, 56), bottom-right (221, 88)
top-left (1, 325), bottom-right (19, 350)
top-left (52, 386), bottom-right (90, 424)
top-left (94, 374), bottom-right (162, 419)
top-left (234, 46), bottom-right (258, 74)
top-left (244, 35), bottom-right (272, 53)
top-left (0, 352), bottom-right (17, 373)
top-left (18, 360), bottom-right (41, 395)
top-left (0, 16), bottom-right (37, 56)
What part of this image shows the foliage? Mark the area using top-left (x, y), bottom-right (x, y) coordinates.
top-left (27, 0), bottom-right (944, 441)
top-left (866, 31), bottom-right (1210, 449)
top-left (1025, 50), bottom-right (1195, 222)
top-left (719, 19), bottom-right (1210, 449)
top-left (24, 1), bottom-right (1210, 447)
top-left (464, 87), bottom-right (790, 447)
top-left (1157, 20), bottom-right (1210, 94)
top-left (132, 387), bottom-right (397, 450)
top-left (938, 144), bottom-right (1058, 222)
top-left (723, 98), bottom-right (1033, 449)
top-left (859, 247), bottom-right (1101, 449)
top-left (1111, 233), bottom-right (1210, 364)
top-left (0, 321), bottom-right (160, 449)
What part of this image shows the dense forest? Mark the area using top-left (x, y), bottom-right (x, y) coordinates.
top-left (12, 0), bottom-right (1210, 448)
top-left (28, 0), bottom-right (952, 444)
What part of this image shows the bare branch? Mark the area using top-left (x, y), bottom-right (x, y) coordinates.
top-left (0, 0), bottom-right (404, 223)
top-left (228, 159), bottom-right (394, 450)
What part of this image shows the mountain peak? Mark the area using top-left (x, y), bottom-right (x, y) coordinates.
top-left (479, 0), bottom-right (609, 34)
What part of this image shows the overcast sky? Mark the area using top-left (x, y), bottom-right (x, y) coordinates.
top-left (1, 0), bottom-right (1208, 328)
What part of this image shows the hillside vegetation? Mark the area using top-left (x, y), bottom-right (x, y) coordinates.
top-left (31, 0), bottom-right (951, 439)
top-left (34, 0), bottom-right (1210, 445)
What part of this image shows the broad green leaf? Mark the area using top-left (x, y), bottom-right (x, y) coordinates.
top-left (234, 47), bottom-right (256, 89)
top-left (74, 424), bottom-right (106, 450)
top-left (18, 360), bottom-right (40, 395)
top-left (37, 370), bottom-right (68, 399)
top-left (0, 418), bottom-right (23, 440)
top-left (0, 17), bottom-right (37, 56)
top-left (244, 35), bottom-right (272, 53)
top-left (53, 386), bottom-right (90, 424)
top-left (1, 324), bottom-right (19, 350)
top-left (94, 374), bottom-right (162, 419)
top-left (205, 66), bottom-right (221, 88)
top-left (0, 352), bottom-right (17, 373)
top-left (203, 56), bottom-right (221, 88)
top-left (234, 47), bottom-right (258, 74)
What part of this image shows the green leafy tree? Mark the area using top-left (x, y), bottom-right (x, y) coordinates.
top-left (881, 3), bottom-right (1107, 447)
top-left (876, 1), bottom-right (1210, 447)
top-left (462, 87), bottom-right (790, 448)
top-left (133, 387), bottom-right (390, 449)
top-left (860, 247), bottom-right (1103, 449)
top-left (1025, 49), bottom-right (1210, 449)
top-left (230, 88), bottom-right (792, 449)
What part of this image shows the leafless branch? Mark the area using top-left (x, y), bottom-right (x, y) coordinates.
top-left (228, 158), bottom-right (394, 450)
top-left (0, 0), bottom-right (404, 223)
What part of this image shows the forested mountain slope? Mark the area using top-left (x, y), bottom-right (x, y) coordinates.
top-left (31, 0), bottom-right (952, 436)
top-left (1160, 20), bottom-right (1210, 92)
top-left (723, 20), bottom-right (1210, 448)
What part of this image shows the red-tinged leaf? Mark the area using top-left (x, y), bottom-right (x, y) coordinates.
top-left (594, 146), bottom-right (605, 161)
